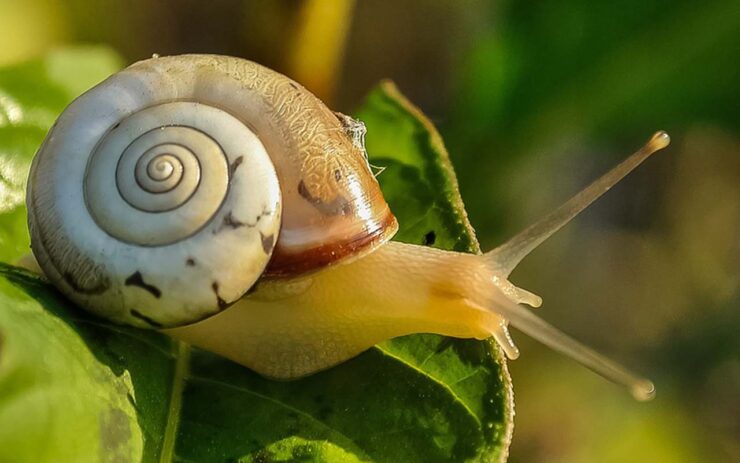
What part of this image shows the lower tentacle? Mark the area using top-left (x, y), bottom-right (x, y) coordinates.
top-left (471, 281), bottom-right (655, 401)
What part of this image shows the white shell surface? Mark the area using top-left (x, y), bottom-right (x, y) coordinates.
top-left (27, 67), bottom-right (282, 328)
top-left (86, 104), bottom-right (235, 245)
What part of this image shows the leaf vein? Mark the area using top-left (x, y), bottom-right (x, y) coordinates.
top-left (374, 345), bottom-right (483, 428)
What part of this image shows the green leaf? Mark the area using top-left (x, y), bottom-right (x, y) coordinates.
top-left (0, 50), bottom-right (512, 462)
top-left (355, 80), bottom-right (481, 254)
top-left (0, 265), bottom-right (174, 462)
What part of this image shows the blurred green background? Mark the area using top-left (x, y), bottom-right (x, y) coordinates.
top-left (0, 0), bottom-right (737, 461)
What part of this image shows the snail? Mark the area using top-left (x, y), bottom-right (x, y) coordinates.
top-left (24, 54), bottom-right (670, 400)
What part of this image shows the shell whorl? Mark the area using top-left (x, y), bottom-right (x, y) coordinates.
top-left (27, 70), bottom-right (282, 328)
top-left (85, 104), bottom-right (234, 246)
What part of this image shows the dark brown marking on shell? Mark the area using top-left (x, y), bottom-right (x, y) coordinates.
top-left (63, 271), bottom-right (110, 295)
top-left (260, 232), bottom-right (275, 254)
top-left (130, 309), bottom-right (164, 328)
top-left (423, 231), bottom-right (436, 246)
top-left (229, 156), bottom-right (244, 177)
top-left (211, 282), bottom-right (228, 310)
top-left (265, 212), bottom-right (399, 278)
top-left (214, 207), bottom-right (274, 234)
top-left (334, 169), bottom-right (342, 182)
top-left (289, 82), bottom-right (298, 90)
top-left (221, 211), bottom-right (245, 229)
top-left (125, 271), bottom-right (162, 298)
top-left (112, 121), bottom-right (121, 130)
top-left (186, 258), bottom-right (196, 266)
top-left (254, 206), bottom-right (274, 223)
top-left (298, 180), bottom-right (352, 216)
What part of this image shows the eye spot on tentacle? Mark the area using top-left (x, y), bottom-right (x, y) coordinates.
top-left (124, 271), bottom-right (161, 298)
top-left (422, 230), bottom-right (436, 246)
top-left (130, 309), bottom-right (164, 328)
top-left (260, 232), bottom-right (275, 254)
top-left (211, 281), bottom-right (228, 310)
top-left (186, 258), bottom-right (196, 267)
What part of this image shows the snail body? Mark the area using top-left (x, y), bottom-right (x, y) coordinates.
top-left (26, 54), bottom-right (669, 400)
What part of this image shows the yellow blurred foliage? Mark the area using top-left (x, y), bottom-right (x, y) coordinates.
top-left (0, 0), bottom-right (68, 65)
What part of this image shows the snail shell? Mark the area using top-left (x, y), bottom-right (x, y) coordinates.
top-left (27, 54), bottom-right (397, 328)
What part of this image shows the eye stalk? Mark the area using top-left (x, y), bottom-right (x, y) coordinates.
top-left (485, 131), bottom-right (668, 401)
top-left (487, 131), bottom-right (670, 277)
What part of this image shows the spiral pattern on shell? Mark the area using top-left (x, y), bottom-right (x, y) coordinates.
top-left (27, 69), bottom-right (282, 328)
top-left (85, 103), bottom-right (237, 246)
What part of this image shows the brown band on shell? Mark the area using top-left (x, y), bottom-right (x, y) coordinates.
top-left (264, 211), bottom-right (398, 278)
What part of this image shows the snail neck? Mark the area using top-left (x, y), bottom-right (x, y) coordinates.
top-left (165, 241), bottom-right (503, 379)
